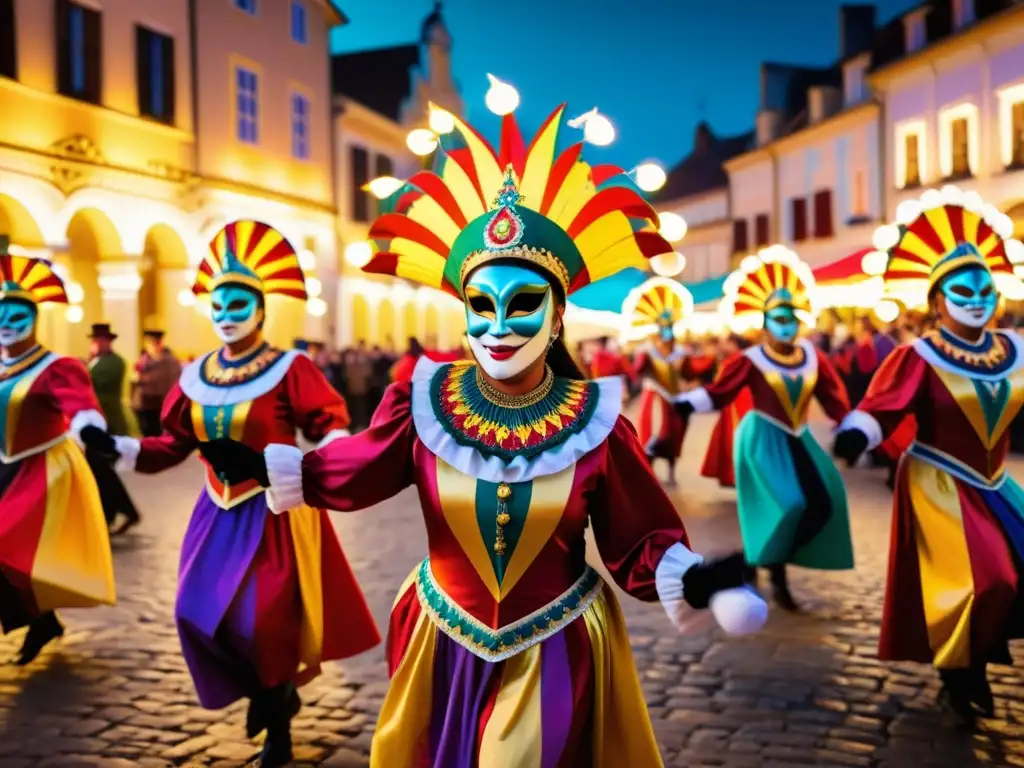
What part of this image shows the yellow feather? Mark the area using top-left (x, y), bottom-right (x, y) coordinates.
top-left (404, 196), bottom-right (462, 247)
top-left (574, 214), bottom-right (647, 281)
top-left (234, 221), bottom-right (256, 263)
top-left (438, 159), bottom-right (488, 222)
top-left (449, 114), bottom-right (504, 205)
top-left (519, 107), bottom-right (565, 206)
top-left (548, 161), bottom-right (593, 228)
top-left (962, 209), bottom-right (981, 247)
top-left (390, 238), bottom-right (448, 288)
top-left (924, 207), bottom-right (957, 254)
top-left (898, 229), bottom-right (944, 263)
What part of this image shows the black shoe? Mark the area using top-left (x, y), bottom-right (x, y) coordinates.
top-left (938, 669), bottom-right (977, 728)
top-left (110, 513), bottom-right (141, 537)
top-left (247, 684), bottom-right (301, 738)
top-left (970, 669), bottom-right (995, 717)
top-left (256, 684), bottom-right (298, 767)
top-left (743, 566), bottom-right (758, 586)
top-left (768, 566), bottom-right (799, 612)
top-left (15, 613), bottom-right (64, 665)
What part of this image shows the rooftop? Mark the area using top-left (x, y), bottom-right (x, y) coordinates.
top-left (652, 123), bottom-right (754, 203)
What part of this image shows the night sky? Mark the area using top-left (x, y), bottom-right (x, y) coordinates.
top-left (331, 0), bottom-right (922, 170)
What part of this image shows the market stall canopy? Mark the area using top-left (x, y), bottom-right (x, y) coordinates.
top-left (812, 247), bottom-right (884, 309)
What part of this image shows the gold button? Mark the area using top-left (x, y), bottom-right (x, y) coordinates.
top-left (496, 483), bottom-right (512, 501)
top-left (496, 512), bottom-right (511, 526)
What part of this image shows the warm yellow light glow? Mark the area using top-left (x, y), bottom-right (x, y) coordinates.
top-left (998, 83), bottom-right (1024, 168)
top-left (365, 176), bottom-right (405, 200)
top-left (938, 102), bottom-right (979, 180)
top-left (895, 198), bottom-right (922, 225)
top-left (894, 120), bottom-right (927, 189)
top-left (1006, 238), bottom-right (1024, 264)
top-left (658, 212), bottom-right (688, 242)
top-left (307, 297), bottom-right (328, 317)
top-left (7, 244), bottom-right (54, 260)
top-left (635, 163), bottom-right (667, 192)
top-left (485, 74), bottom-right (520, 115)
top-left (177, 289), bottom-right (197, 307)
top-left (650, 251), bottom-right (686, 277)
top-left (429, 106), bottom-right (456, 134)
top-left (298, 249), bottom-right (318, 272)
top-left (872, 224), bottom-right (901, 251)
top-left (406, 128), bottom-right (439, 157)
top-left (345, 241), bottom-right (373, 268)
top-left (65, 305), bottom-right (84, 324)
top-left (861, 249), bottom-right (889, 276)
top-left (65, 281), bottom-right (84, 305)
top-left (305, 277), bottom-right (322, 298)
top-left (874, 300), bottom-right (900, 323)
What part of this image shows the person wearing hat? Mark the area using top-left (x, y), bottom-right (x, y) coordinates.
top-left (132, 329), bottom-right (181, 438)
top-left (88, 323), bottom-right (130, 436)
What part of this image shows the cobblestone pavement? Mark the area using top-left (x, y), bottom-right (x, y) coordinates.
top-left (2, 412), bottom-right (1024, 767)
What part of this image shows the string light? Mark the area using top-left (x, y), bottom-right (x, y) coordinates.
top-left (485, 74), bottom-right (520, 115)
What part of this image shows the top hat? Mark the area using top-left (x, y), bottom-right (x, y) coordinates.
top-left (143, 329), bottom-right (165, 339)
top-left (89, 323), bottom-right (118, 340)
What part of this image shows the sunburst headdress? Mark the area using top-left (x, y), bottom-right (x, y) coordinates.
top-left (620, 276), bottom-right (694, 342)
top-left (719, 245), bottom-right (816, 331)
top-left (862, 185), bottom-right (1024, 303)
top-left (0, 236), bottom-right (68, 305)
top-left (363, 105), bottom-right (673, 298)
top-left (193, 221), bottom-right (307, 301)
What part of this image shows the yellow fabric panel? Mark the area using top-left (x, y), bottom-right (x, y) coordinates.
top-left (450, 114), bottom-right (504, 204)
top-left (478, 644), bottom-right (543, 768)
top-left (501, 464), bottom-right (575, 597)
top-left (32, 440), bottom-right (115, 611)
top-left (793, 370), bottom-right (818, 426)
top-left (436, 458), bottom-right (501, 601)
top-left (924, 207), bottom-right (957, 254)
top-left (906, 456), bottom-right (974, 668)
top-left (370, 609), bottom-right (437, 768)
top-left (930, 365), bottom-right (992, 449)
top-left (962, 209), bottom-right (981, 247)
top-left (230, 401), bottom-right (251, 441)
top-left (519, 109), bottom-right (564, 208)
top-left (575, 214), bottom-right (647, 282)
top-left (288, 504), bottom-right (325, 676)
top-left (191, 401), bottom-right (209, 442)
top-left (547, 162), bottom-right (593, 228)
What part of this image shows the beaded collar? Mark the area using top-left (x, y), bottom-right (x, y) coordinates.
top-left (0, 345), bottom-right (49, 381)
top-left (200, 342), bottom-right (286, 387)
top-left (761, 342), bottom-right (806, 370)
top-left (921, 327), bottom-right (1014, 375)
top-left (430, 360), bottom-right (599, 463)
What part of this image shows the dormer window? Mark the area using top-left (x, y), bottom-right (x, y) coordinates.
top-left (953, 0), bottom-right (974, 30)
top-left (843, 57), bottom-right (868, 106)
top-left (904, 12), bottom-right (926, 52)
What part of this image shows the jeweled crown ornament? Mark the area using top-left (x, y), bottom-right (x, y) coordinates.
top-left (483, 166), bottom-right (525, 251)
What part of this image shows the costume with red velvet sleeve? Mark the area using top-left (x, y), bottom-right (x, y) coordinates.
top-left (0, 347), bottom-right (115, 632)
top-left (700, 351), bottom-right (754, 488)
top-left (679, 339), bottom-right (855, 570)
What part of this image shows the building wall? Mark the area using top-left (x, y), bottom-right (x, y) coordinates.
top-left (726, 156), bottom-right (774, 267)
top-left (659, 189), bottom-right (732, 283)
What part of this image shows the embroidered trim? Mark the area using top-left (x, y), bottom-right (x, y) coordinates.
top-left (0, 345), bottom-right (50, 381)
top-left (761, 343), bottom-right (807, 368)
top-left (431, 361), bottom-right (599, 463)
top-left (180, 350), bottom-right (299, 407)
top-left (746, 338), bottom-right (818, 378)
top-left (200, 343), bottom-right (286, 387)
top-left (907, 441), bottom-right (1006, 489)
top-left (914, 331), bottom-right (1024, 382)
top-left (921, 328), bottom-right (1011, 373)
top-left (415, 558), bottom-right (603, 662)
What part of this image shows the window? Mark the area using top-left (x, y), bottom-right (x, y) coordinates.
top-left (56, 0), bottom-right (102, 103)
top-left (732, 219), bottom-right (748, 253)
top-left (291, 92), bottom-right (309, 159)
top-left (953, 0), bottom-right (974, 30)
top-left (850, 169), bottom-right (869, 220)
top-left (234, 0), bottom-right (257, 15)
top-left (950, 117), bottom-right (970, 178)
top-left (813, 190), bottom-right (833, 238)
top-left (1012, 101), bottom-right (1024, 168)
top-left (904, 14), bottom-right (926, 53)
top-left (791, 198), bottom-right (808, 242)
top-left (902, 131), bottom-right (922, 188)
top-left (939, 105), bottom-right (977, 180)
top-left (754, 214), bottom-right (770, 247)
top-left (235, 66), bottom-right (259, 143)
top-left (844, 61), bottom-right (866, 106)
top-left (136, 26), bottom-right (175, 124)
top-left (291, 1), bottom-right (308, 44)
top-left (375, 154), bottom-right (394, 181)
top-left (351, 146), bottom-right (370, 222)
top-left (0, 0), bottom-right (15, 80)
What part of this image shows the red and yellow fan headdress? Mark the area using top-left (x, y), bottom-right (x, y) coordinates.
top-left (193, 221), bottom-right (307, 300)
top-left (0, 236), bottom-right (68, 305)
top-left (720, 245), bottom-right (816, 330)
top-left (620, 276), bottom-right (694, 342)
top-left (863, 185), bottom-right (1024, 303)
top-left (363, 104), bottom-right (673, 298)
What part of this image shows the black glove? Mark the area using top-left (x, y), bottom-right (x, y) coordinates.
top-left (682, 552), bottom-right (749, 610)
top-left (198, 439), bottom-right (270, 487)
top-left (833, 428), bottom-right (869, 467)
top-left (80, 425), bottom-right (117, 457)
top-left (675, 400), bottom-right (696, 419)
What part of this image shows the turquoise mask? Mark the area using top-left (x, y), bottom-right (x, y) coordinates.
top-left (0, 299), bottom-right (36, 347)
top-left (765, 305), bottom-right (800, 344)
top-left (210, 284), bottom-right (262, 344)
top-left (940, 266), bottom-right (996, 329)
top-left (464, 264), bottom-right (555, 380)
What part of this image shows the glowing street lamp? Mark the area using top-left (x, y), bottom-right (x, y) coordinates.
top-left (874, 300), bottom-right (900, 323)
top-left (650, 251), bottom-right (686, 277)
top-left (406, 128), bottom-right (439, 157)
top-left (307, 297), bottom-right (328, 318)
top-left (429, 105), bottom-right (456, 134)
top-left (365, 176), bottom-right (405, 200)
top-left (485, 74), bottom-right (520, 115)
top-left (568, 108), bottom-right (615, 146)
top-left (65, 305), bottom-right (84, 323)
top-left (658, 211), bottom-right (687, 242)
top-left (177, 289), bottom-right (197, 307)
top-left (635, 162), bottom-right (667, 192)
top-left (345, 241), bottom-right (373, 268)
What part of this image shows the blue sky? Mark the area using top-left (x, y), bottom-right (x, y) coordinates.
top-left (331, 0), bottom-right (922, 169)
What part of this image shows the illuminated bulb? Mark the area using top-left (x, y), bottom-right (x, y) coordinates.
top-left (723, 272), bottom-right (744, 295)
top-left (366, 176), bottom-right (405, 200)
top-left (861, 250), bottom-right (889, 276)
top-left (921, 189), bottom-right (943, 210)
top-left (658, 212), bottom-right (688, 242)
top-left (305, 277), bottom-right (322, 298)
top-left (177, 289), bottom-right (196, 307)
top-left (650, 251), bottom-right (686, 277)
top-left (429, 106), bottom-right (456, 134)
top-left (1005, 239), bottom-right (1024, 264)
top-left (484, 74), bottom-right (520, 116)
top-left (994, 213), bottom-right (1015, 240)
top-left (298, 249), bottom-right (317, 272)
top-left (874, 300), bottom-right (900, 323)
top-left (895, 199), bottom-right (922, 225)
top-left (740, 255), bottom-right (762, 274)
top-left (406, 128), bottom-right (439, 156)
top-left (65, 281), bottom-right (85, 305)
top-left (962, 190), bottom-right (984, 212)
top-left (1015, 265), bottom-right (1024, 278)
top-left (345, 241), bottom-right (373, 268)
top-left (872, 224), bottom-right (902, 251)
top-left (65, 305), bottom-right (84, 324)
top-left (583, 111), bottom-right (615, 146)
top-left (307, 297), bottom-right (328, 317)
top-left (635, 162), bottom-right (667, 192)
top-left (940, 185), bottom-right (964, 205)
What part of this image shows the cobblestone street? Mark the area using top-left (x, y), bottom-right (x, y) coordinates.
top-left (2, 414), bottom-right (1024, 767)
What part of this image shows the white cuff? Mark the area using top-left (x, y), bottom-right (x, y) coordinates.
top-left (316, 429), bottom-right (349, 449)
top-left (709, 587), bottom-right (768, 635)
top-left (838, 410), bottom-right (883, 451)
top-left (655, 542), bottom-right (705, 631)
top-left (113, 436), bottom-right (140, 472)
top-left (69, 409), bottom-right (107, 448)
top-left (265, 444), bottom-right (305, 515)
top-left (674, 387), bottom-right (714, 413)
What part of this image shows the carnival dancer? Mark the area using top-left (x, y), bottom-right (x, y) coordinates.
top-left (0, 238), bottom-right (116, 664)
top-left (833, 186), bottom-right (1024, 726)
top-left (700, 335), bottom-right (754, 488)
top-left (676, 245), bottom-right (855, 611)
top-left (97, 222), bottom-right (379, 766)
top-left (196, 105), bottom-right (768, 767)
top-left (623, 277), bottom-right (695, 485)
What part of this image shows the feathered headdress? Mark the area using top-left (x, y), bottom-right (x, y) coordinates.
top-left (193, 221), bottom-right (307, 300)
top-left (720, 245), bottom-right (816, 325)
top-left (864, 185), bottom-right (1024, 302)
top-left (0, 236), bottom-right (68, 305)
top-left (364, 104), bottom-right (673, 298)
top-left (620, 276), bottom-right (693, 342)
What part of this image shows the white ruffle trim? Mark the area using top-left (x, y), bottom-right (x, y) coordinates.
top-left (655, 542), bottom-right (704, 630)
top-left (316, 429), bottom-right (349, 449)
top-left (265, 443), bottom-right (304, 514)
top-left (675, 387), bottom-right (714, 413)
top-left (410, 357), bottom-right (623, 483)
top-left (113, 436), bottom-right (140, 472)
top-left (69, 409), bottom-right (107, 448)
top-left (838, 410), bottom-right (884, 452)
top-left (179, 350), bottom-right (299, 407)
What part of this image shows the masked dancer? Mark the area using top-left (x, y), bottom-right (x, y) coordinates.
top-left (0, 239), bottom-right (116, 664)
top-left (834, 186), bottom-right (1024, 726)
top-left (102, 222), bottom-right (379, 766)
top-left (198, 105), bottom-right (768, 767)
top-left (676, 245), bottom-right (855, 611)
top-left (700, 335), bottom-right (754, 488)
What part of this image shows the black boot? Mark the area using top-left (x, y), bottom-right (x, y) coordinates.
top-left (969, 665), bottom-right (994, 717)
top-left (768, 565), bottom-right (799, 612)
top-left (743, 565), bottom-right (758, 586)
top-left (938, 668), bottom-right (976, 727)
top-left (15, 612), bottom-right (64, 665)
top-left (257, 683), bottom-right (299, 767)
top-left (247, 683), bottom-right (301, 738)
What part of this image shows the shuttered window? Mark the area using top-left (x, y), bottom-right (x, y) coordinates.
top-left (754, 213), bottom-right (770, 247)
top-left (0, 0), bottom-right (16, 80)
top-left (732, 219), bottom-right (748, 253)
top-left (791, 198), bottom-right (807, 242)
top-left (56, 0), bottom-right (102, 103)
top-left (813, 190), bottom-right (834, 238)
top-left (136, 26), bottom-right (175, 124)
top-left (351, 147), bottom-right (370, 222)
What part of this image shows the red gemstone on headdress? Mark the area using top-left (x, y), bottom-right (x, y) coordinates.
top-left (484, 207), bottom-right (522, 249)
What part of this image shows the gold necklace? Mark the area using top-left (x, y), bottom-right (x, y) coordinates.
top-left (762, 343), bottom-right (805, 367)
top-left (475, 365), bottom-right (555, 409)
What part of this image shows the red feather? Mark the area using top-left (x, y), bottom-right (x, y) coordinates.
top-left (370, 213), bottom-right (451, 257)
top-left (445, 148), bottom-right (487, 209)
top-left (539, 143), bottom-right (582, 215)
top-left (634, 231), bottom-right (674, 260)
top-left (362, 251), bottom-right (401, 277)
top-left (590, 164), bottom-right (626, 187)
top-left (395, 190), bottom-right (422, 214)
top-left (408, 171), bottom-right (468, 228)
top-left (565, 187), bottom-right (657, 239)
top-left (498, 114), bottom-right (526, 178)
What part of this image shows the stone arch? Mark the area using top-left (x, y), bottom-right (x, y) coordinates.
top-left (378, 298), bottom-right (396, 351)
top-left (352, 293), bottom-right (370, 344)
top-left (424, 302), bottom-right (440, 349)
top-left (0, 193), bottom-right (47, 247)
top-left (140, 223), bottom-right (192, 350)
top-left (62, 207), bottom-right (122, 358)
top-left (403, 301), bottom-right (419, 347)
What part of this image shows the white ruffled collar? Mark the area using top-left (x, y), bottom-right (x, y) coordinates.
top-left (410, 357), bottom-right (622, 483)
top-left (179, 349), bottom-right (300, 406)
top-left (746, 338), bottom-right (818, 377)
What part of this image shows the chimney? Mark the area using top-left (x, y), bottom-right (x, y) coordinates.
top-left (808, 86), bottom-right (843, 124)
top-left (839, 5), bottom-right (876, 59)
top-left (694, 122), bottom-right (713, 153)
top-left (756, 109), bottom-right (781, 146)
